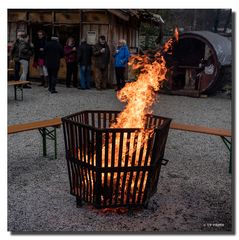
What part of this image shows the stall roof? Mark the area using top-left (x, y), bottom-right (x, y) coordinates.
top-left (108, 9), bottom-right (164, 25)
top-left (181, 31), bottom-right (231, 66)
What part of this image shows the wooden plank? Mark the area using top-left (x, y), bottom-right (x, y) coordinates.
top-left (99, 25), bottom-right (108, 39)
top-left (29, 58), bottom-right (39, 79)
top-left (107, 10), bottom-right (129, 21)
top-left (29, 12), bottom-right (52, 23)
top-left (8, 11), bottom-right (27, 22)
top-left (8, 23), bottom-right (17, 42)
top-left (90, 24), bottom-right (99, 38)
top-left (55, 12), bottom-right (81, 24)
top-left (57, 59), bottom-right (67, 80)
top-left (8, 81), bottom-right (30, 86)
top-left (83, 11), bottom-right (109, 24)
top-left (8, 117), bottom-right (62, 134)
top-left (170, 122), bottom-right (231, 137)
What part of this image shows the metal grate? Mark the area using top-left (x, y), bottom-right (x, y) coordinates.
top-left (62, 110), bottom-right (171, 209)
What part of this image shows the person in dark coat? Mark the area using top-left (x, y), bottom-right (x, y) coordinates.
top-left (33, 30), bottom-right (48, 87)
top-left (92, 35), bottom-right (110, 90)
top-left (45, 36), bottom-right (64, 93)
top-left (11, 31), bottom-right (25, 81)
top-left (64, 37), bottom-right (78, 88)
top-left (77, 38), bottom-right (92, 89)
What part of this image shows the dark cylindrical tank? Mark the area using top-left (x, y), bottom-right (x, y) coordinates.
top-left (171, 31), bottom-right (231, 94)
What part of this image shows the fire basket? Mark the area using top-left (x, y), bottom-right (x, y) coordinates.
top-left (62, 110), bottom-right (171, 209)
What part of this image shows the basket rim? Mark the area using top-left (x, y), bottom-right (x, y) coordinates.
top-left (61, 110), bottom-right (172, 132)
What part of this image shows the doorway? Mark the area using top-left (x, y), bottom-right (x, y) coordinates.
top-left (54, 25), bottom-right (80, 46)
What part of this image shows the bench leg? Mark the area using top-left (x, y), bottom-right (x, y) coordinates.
top-left (221, 136), bottom-right (232, 174)
top-left (39, 128), bottom-right (47, 157)
top-left (39, 127), bottom-right (57, 159)
top-left (229, 148), bottom-right (232, 174)
top-left (14, 85), bottom-right (24, 101)
top-left (14, 85), bottom-right (17, 100)
top-left (20, 86), bottom-right (23, 101)
top-left (54, 127), bottom-right (57, 159)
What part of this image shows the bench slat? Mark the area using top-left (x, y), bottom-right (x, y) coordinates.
top-left (8, 117), bottom-right (62, 134)
top-left (8, 80), bottom-right (30, 86)
top-left (170, 122), bottom-right (231, 137)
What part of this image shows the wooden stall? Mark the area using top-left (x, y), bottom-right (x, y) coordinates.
top-left (8, 9), bottom-right (163, 86)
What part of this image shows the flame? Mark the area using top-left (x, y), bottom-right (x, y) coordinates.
top-left (111, 27), bottom-right (178, 131)
top-left (174, 26), bottom-right (179, 42)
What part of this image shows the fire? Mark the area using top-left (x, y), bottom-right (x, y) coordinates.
top-left (78, 28), bottom-right (179, 208)
top-left (111, 27), bottom-right (179, 131)
top-left (174, 26), bottom-right (179, 42)
top-left (111, 57), bottom-right (166, 130)
top-left (162, 27), bottom-right (179, 54)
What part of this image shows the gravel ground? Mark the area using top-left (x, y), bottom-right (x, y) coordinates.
top-left (7, 83), bottom-right (232, 233)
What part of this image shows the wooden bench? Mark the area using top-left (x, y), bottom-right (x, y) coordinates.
top-left (8, 80), bottom-right (30, 101)
top-left (8, 117), bottom-right (62, 159)
top-left (170, 122), bottom-right (232, 173)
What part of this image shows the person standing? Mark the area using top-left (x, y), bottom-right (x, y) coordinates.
top-left (18, 34), bottom-right (34, 88)
top-left (77, 38), bottom-right (92, 89)
top-left (113, 39), bottom-right (130, 91)
top-left (33, 30), bottom-right (48, 87)
top-left (45, 36), bottom-right (64, 94)
top-left (92, 35), bottom-right (110, 90)
top-left (64, 37), bottom-right (78, 88)
top-left (11, 31), bottom-right (25, 81)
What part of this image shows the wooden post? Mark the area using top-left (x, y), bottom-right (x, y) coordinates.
top-left (51, 11), bottom-right (55, 35)
top-left (108, 13), bottom-right (114, 88)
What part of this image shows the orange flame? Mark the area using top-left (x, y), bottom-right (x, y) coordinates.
top-left (174, 27), bottom-right (179, 42)
top-left (111, 28), bottom-right (178, 131)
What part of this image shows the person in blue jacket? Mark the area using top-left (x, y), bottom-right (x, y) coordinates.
top-left (113, 39), bottom-right (130, 91)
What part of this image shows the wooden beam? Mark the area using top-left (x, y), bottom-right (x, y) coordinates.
top-left (107, 10), bottom-right (129, 21)
top-left (8, 80), bottom-right (30, 86)
top-left (170, 122), bottom-right (231, 137)
top-left (8, 117), bottom-right (62, 134)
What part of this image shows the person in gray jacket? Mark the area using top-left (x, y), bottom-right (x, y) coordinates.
top-left (11, 31), bottom-right (25, 81)
top-left (19, 34), bottom-right (34, 81)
